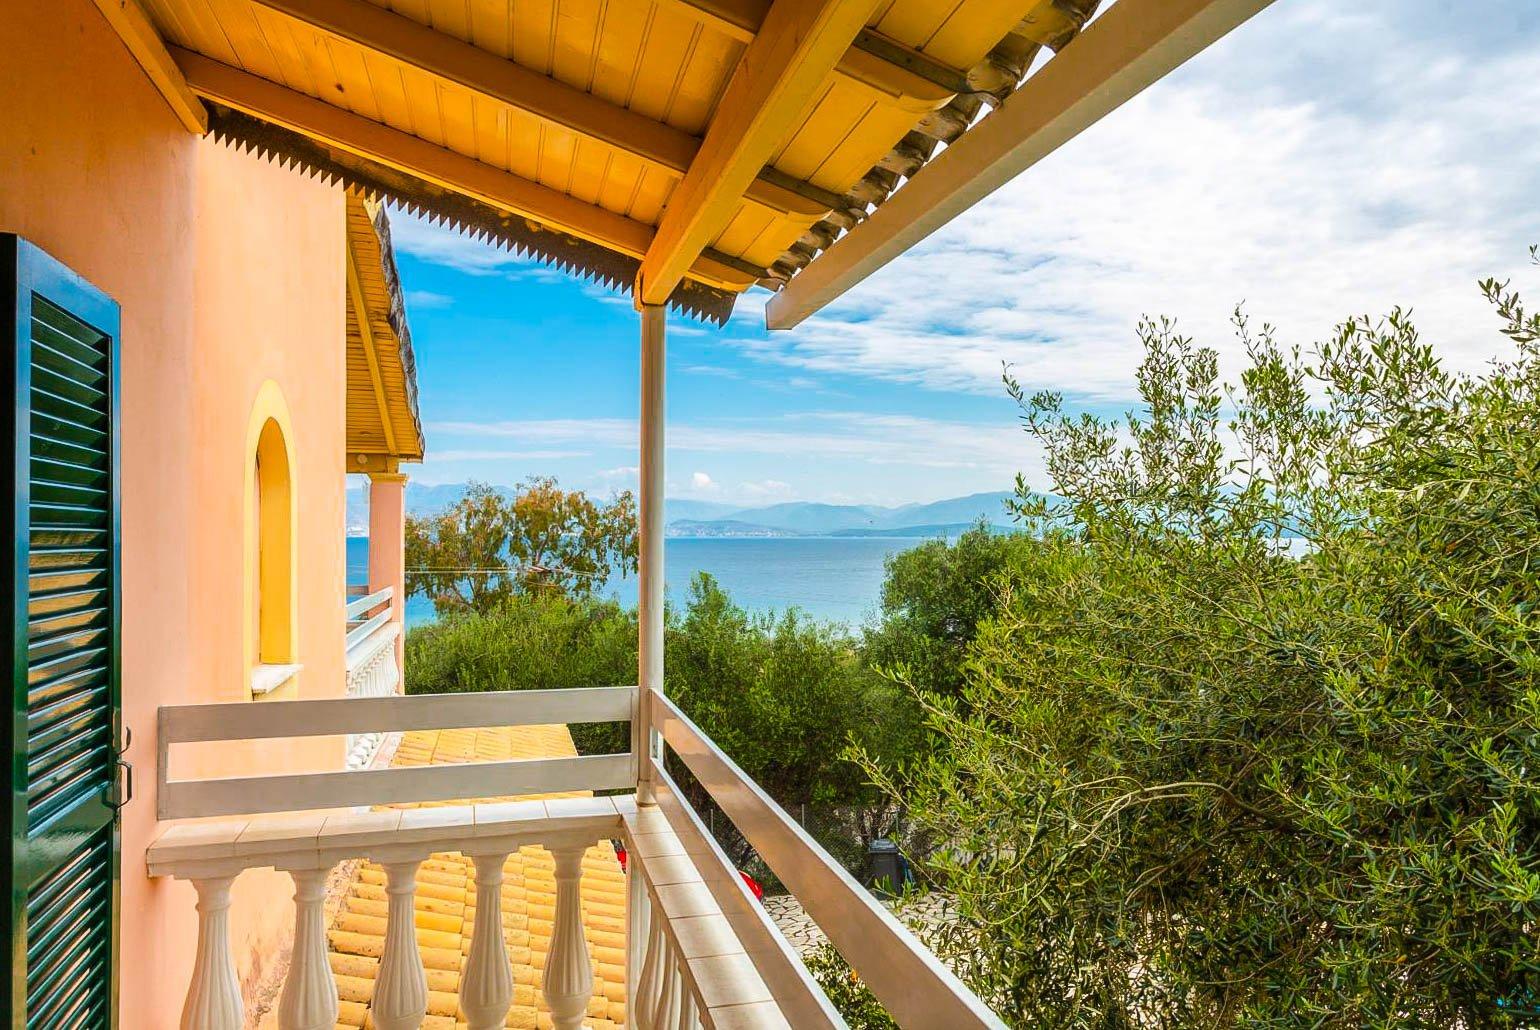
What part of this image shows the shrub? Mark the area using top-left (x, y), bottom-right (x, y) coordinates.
top-left (404, 593), bottom-right (636, 754)
top-left (859, 257), bottom-right (1540, 1026)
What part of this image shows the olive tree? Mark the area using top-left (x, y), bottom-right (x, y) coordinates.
top-left (859, 253), bottom-right (1540, 1026)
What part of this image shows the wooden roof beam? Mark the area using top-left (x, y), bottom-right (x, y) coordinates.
top-left (248, 0), bottom-right (831, 220)
top-left (655, 0), bottom-right (956, 110)
top-left (638, 0), bottom-right (882, 305)
top-left (345, 244), bottom-right (398, 456)
top-left (171, 49), bottom-right (758, 292)
top-left (765, 0), bottom-right (1277, 329)
top-left (91, 0), bottom-right (208, 132)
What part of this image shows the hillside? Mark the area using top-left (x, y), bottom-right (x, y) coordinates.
top-left (346, 483), bottom-right (1018, 538)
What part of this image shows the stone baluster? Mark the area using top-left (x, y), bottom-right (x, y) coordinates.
top-left (180, 876), bottom-right (244, 1030)
top-left (627, 858), bottom-right (650, 1026)
top-left (678, 967), bottom-right (700, 1030)
top-left (461, 852), bottom-right (514, 1030)
top-left (277, 867), bottom-right (339, 1030)
top-left (371, 859), bottom-right (429, 1030)
top-left (633, 891), bottom-right (666, 1029)
top-left (654, 951), bottom-right (683, 1030)
top-left (543, 843), bottom-right (595, 1030)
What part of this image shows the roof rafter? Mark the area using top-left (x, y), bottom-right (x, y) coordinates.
top-left (171, 49), bottom-right (758, 292)
top-left (345, 242), bottom-right (398, 456)
top-left (765, 0), bottom-right (1278, 329)
top-left (249, 0), bottom-right (836, 219)
top-left (654, 0), bottom-right (959, 109)
top-left (639, 0), bottom-right (883, 304)
top-left (91, 0), bottom-right (207, 132)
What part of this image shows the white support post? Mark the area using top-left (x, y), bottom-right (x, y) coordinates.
top-left (636, 303), bottom-right (666, 803)
top-left (461, 852), bottom-right (515, 1030)
top-left (543, 844), bottom-right (595, 1030)
top-left (372, 859), bottom-right (429, 1030)
top-left (277, 867), bottom-right (339, 1030)
top-left (180, 876), bottom-right (244, 1030)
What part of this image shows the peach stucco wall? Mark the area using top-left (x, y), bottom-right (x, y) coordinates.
top-left (2, 2), bottom-right (349, 1024)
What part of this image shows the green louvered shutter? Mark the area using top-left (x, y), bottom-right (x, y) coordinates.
top-left (3, 236), bottom-right (124, 1029)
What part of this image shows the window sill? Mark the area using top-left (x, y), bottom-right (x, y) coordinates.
top-left (250, 663), bottom-right (303, 697)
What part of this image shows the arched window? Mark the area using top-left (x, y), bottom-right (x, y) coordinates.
top-left (245, 385), bottom-right (299, 696)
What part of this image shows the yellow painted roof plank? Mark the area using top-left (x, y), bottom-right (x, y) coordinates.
top-left (144, 0), bottom-right (1132, 316)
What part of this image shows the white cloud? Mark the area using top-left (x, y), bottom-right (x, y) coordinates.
top-left (690, 471), bottom-right (717, 492)
top-left (404, 289), bottom-right (453, 310)
top-left (426, 411), bottom-right (1040, 482)
top-left (425, 448), bottom-right (590, 461)
top-left (734, 1), bottom-right (1540, 403)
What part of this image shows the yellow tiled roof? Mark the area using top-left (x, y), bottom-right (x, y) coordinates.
top-left (327, 725), bottom-right (628, 1029)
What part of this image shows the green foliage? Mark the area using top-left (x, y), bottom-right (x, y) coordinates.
top-left (804, 942), bottom-right (900, 1030)
top-left (661, 574), bottom-right (919, 871)
top-left (404, 478), bottom-right (637, 615)
top-left (403, 592), bottom-right (636, 755)
top-left (858, 255), bottom-right (1540, 1026)
top-left (403, 572), bottom-right (918, 832)
top-left (863, 521), bottom-right (1030, 706)
top-left (666, 573), bottom-right (908, 807)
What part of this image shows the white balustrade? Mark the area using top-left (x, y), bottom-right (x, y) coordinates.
top-left (147, 684), bottom-right (1006, 1030)
top-left (276, 867), bottom-right (338, 1030)
top-left (180, 877), bottom-right (243, 1030)
top-left (149, 798), bottom-right (632, 1030)
top-left (544, 843), bottom-right (596, 1030)
top-left (461, 851), bottom-right (515, 1030)
top-left (343, 621), bottom-right (401, 768)
top-left (372, 859), bottom-right (429, 1030)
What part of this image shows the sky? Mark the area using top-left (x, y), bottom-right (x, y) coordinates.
top-left (382, 0), bottom-right (1540, 509)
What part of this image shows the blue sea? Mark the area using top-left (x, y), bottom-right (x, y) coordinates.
top-left (347, 535), bottom-right (935, 629)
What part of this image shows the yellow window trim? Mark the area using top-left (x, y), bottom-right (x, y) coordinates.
top-left (243, 381), bottom-right (300, 696)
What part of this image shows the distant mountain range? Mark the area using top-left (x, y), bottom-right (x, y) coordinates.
top-left (346, 484), bottom-right (1018, 538)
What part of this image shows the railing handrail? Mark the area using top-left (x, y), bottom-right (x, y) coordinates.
top-left (156, 687), bottom-right (638, 820)
top-left (162, 686), bottom-right (636, 743)
top-left (344, 608), bottom-right (392, 651)
top-left (641, 767), bottom-right (846, 1028)
top-left (345, 585), bottom-right (392, 619)
top-left (161, 753), bottom-right (634, 820)
top-left (651, 691), bottom-right (1008, 1030)
top-left (344, 618), bottom-right (398, 674)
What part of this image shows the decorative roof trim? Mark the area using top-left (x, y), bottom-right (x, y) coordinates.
top-left (361, 200), bottom-right (425, 458)
top-left (209, 106), bottom-right (740, 325)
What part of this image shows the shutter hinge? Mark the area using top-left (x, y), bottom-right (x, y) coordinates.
top-left (108, 718), bottom-right (134, 810)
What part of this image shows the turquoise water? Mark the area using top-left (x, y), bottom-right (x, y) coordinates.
top-left (347, 535), bottom-right (931, 628)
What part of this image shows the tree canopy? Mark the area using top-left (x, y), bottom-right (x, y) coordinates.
top-left (404, 478), bottom-right (636, 614)
top-left (858, 255), bottom-right (1540, 1026)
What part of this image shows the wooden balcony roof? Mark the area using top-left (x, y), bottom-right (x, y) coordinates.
top-left (346, 193), bottom-right (425, 469)
top-left (104, 0), bottom-right (1273, 324)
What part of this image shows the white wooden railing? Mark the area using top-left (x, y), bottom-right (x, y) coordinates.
top-left (345, 585), bottom-right (394, 651)
top-left (343, 586), bottom-right (400, 766)
top-left (148, 685), bottom-right (1006, 1029)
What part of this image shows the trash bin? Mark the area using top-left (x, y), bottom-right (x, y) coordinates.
top-left (866, 838), bottom-right (904, 897)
